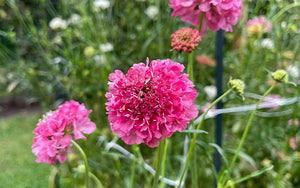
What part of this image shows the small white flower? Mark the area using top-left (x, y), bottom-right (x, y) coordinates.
top-left (49, 17), bottom-right (67, 30)
top-left (261, 38), bottom-right (274, 49)
top-left (136, 0), bottom-right (146, 1)
top-left (99, 43), bottom-right (114, 52)
top-left (68, 14), bottom-right (82, 25)
top-left (145, 6), bottom-right (159, 19)
top-left (93, 0), bottom-right (110, 9)
top-left (93, 55), bottom-right (106, 66)
top-left (287, 65), bottom-right (299, 78)
top-left (53, 56), bottom-right (64, 64)
top-left (281, 21), bottom-right (287, 29)
top-left (204, 85), bottom-right (217, 99)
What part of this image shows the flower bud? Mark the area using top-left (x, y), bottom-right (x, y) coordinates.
top-left (272, 70), bottom-right (288, 83)
top-left (77, 164), bottom-right (86, 173)
top-left (228, 79), bottom-right (245, 95)
top-left (84, 46), bottom-right (95, 57)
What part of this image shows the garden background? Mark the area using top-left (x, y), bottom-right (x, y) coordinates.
top-left (0, 0), bottom-right (300, 187)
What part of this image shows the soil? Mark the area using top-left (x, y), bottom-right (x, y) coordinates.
top-left (0, 98), bottom-right (41, 118)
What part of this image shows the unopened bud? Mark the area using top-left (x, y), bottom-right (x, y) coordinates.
top-left (228, 79), bottom-right (245, 95)
top-left (272, 70), bottom-right (288, 83)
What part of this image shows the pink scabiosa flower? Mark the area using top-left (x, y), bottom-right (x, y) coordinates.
top-left (171, 27), bottom-right (201, 53)
top-left (32, 100), bottom-right (96, 164)
top-left (170, 0), bottom-right (242, 35)
top-left (247, 16), bottom-right (272, 36)
top-left (105, 58), bottom-right (198, 147)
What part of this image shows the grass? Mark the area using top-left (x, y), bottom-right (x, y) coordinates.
top-left (0, 114), bottom-right (50, 188)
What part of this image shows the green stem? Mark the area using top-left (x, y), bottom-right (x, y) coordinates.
top-left (198, 12), bottom-right (205, 34)
top-left (220, 83), bottom-right (277, 186)
top-left (177, 89), bottom-right (232, 187)
top-left (160, 139), bottom-right (169, 188)
top-left (71, 140), bottom-right (90, 188)
top-left (187, 52), bottom-right (194, 82)
top-left (153, 141), bottom-right (163, 188)
top-left (89, 172), bottom-right (104, 188)
top-left (130, 144), bottom-right (137, 188)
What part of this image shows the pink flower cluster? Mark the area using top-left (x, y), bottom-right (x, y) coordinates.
top-left (247, 16), bottom-right (272, 33)
top-left (289, 136), bottom-right (300, 150)
top-left (171, 27), bottom-right (201, 53)
top-left (105, 59), bottom-right (198, 147)
top-left (32, 100), bottom-right (96, 164)
top-left (170, 0), bottom-right (242, 35)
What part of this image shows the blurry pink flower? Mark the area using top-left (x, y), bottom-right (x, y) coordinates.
top-left (247, 16), bottom-right (272, 35)
top-left (261, 94), bottom-right (280, 110)
top-left (170, 0), bottom-right (242, 35)
top-left (288, 119), bottom-right (299, 126)
top-left (105, 58), bottom-right (198, 147)
top-left (201, 103), bottom-right (216, 117)
top-left (32, 100), bottom-right (96, 164)
top-left (171, 27), bottom-right (201, 53)
top-left (289, 136), bottom-right (300, 150)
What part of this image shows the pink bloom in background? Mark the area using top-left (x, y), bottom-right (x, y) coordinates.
top-left (289, 136), bottom-right (300, 150)
top-left (105, 58), bottom-right (198, 147)
top-left (171, 27), bottom-right (201, 53)
top-left (288, 119), bottom-right (299, 126)
top-left (247, 16), bottom-right (272, 35)
top-left (201, 103), bottom-right (216, 118)
top-left (170, 0), bottom-right (242, 35)
top-left (32, 100), bottom-right (96, 164)
top-left (261, 94), bottom-right (280, 110)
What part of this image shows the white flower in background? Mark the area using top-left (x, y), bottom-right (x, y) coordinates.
top-left (93, 0), bottom-right (110, 9)
top-left (145, 6), bottom-right (159, 19)
top-left (261, 38), bottom-right (274, 49)
top-left (99, 43), bottom-right (113, 52)
top-left (68, 14), bottom-right (82, 25)
top-left (136, 0), bottom-right (146, 2)
top-left (204, 85), bottom-right (217, 99)
top-left (287, 65), bottom-right (299, 78)
top-left (281, 21), bottom-right (287, 29)
top-left (49, 17), bottom-right (67, 30)
top-left (93, 55), bottom-right (106, 66)
top-left (52, 56), bottom-right (65, 64)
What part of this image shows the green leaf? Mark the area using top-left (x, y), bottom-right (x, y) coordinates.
top-left (226, 148), bottom-right (256, 167)
top-left (209, 143), bottom-right (229, 166)
top-left (181, 129), bottom-right (208, 134)
top-left (233, 165), bottom-right (274, 184)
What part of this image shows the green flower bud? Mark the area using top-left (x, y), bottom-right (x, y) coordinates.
top-left (228, 79), bottom-right (245, 95)
top-left (84, 46), bottom-right (95, 57)
top-left (272, 70), bottom-right (288, 83)
top-left (226, 180), bottom-right (235, 188)
top-left (77, 164), bottom-right (86, 174)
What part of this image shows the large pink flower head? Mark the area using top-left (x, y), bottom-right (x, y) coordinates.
top-left (247, 16), bottom-right (272, 36)
top-left (32, 100), bottom-right (96, 164)
top-left (170, 0), bottom-right (242, 35)
top-left (171, 27), bottom-right (201, 53)
top-left (105, 59), bottom-right (198, 147)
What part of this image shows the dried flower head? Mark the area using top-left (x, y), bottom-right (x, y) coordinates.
top-left (105, 58), bottom-right (198, 147)
top-left (272, 70), bottom-right (288, 83)
top-left (171, 27), bottom-right (201, 53)
top-left (32, 101), bottom-right (96, 164)
top-left (170, 0), bottom-right (242, 35)
top-left (228, 79), bottom-right (245, 95)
